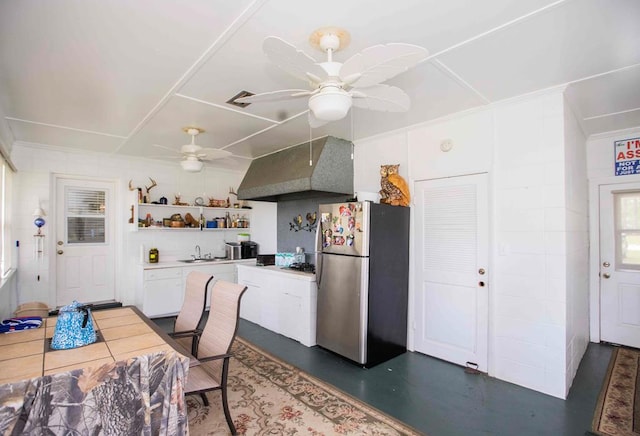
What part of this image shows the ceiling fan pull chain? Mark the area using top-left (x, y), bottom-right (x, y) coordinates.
top-left (309, 125), bottom-right (313, 166)
top-left (350, 111), bottom-right (354, 160)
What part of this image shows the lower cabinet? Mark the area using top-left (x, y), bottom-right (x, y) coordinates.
top-left (139, 262), bottom-right (243, 318)
top-left (237, 265), bottom-right (317, 346)
top-left (141, 268), bottom-right (183, 318)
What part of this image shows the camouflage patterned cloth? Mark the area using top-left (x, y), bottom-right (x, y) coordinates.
top-left (0, 351), bottom-right (189, 435)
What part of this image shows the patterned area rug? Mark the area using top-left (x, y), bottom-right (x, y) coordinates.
top-left (187, 337), bottom-right (423, 435)
top-left (592, 347), bottom-right (640, 436)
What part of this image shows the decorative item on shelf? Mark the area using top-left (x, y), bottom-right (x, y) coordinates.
top-left (170, 213), bottom-right (185, 227)
top-left (229, 187), bottom-right (240, 208)
top-left (33, 206), bottom-right (46, 259)
top-left (128, 177), bottom-right (157, 203)
top-left (208, 198), bottom-right (227, 207)
top-left (159, 196), bottom-right (168, 205)
top-left (194, 196), bottom-right (204, 206)
top-left (289, 211), bottom-right (317, 232)
top-left (379, 164), bottom-right (410, 206)
top-left (173, 194), bottom-right (188, 206)
top-left (184, 213), bottom-right (199, 227)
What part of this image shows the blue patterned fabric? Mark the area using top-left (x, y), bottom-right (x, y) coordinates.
top-left (0, 316), bottom-right (42, 333)
top-left (51, 300), bottom-right (97, 350)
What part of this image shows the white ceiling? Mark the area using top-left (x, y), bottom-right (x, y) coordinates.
top-left (0, 0), bottom-right (638, 172)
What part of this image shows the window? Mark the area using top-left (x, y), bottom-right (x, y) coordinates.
top-left (65, 188), bottom-right (106, 244)
top-left (615, 191), bottom-right (640, 270)
top-left (0, 154), bottom-right (13, 275)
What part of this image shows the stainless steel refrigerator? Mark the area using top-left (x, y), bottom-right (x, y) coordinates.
top-left (315, 201), bottom-right (409, 367)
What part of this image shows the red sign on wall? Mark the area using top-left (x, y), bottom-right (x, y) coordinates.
top-left (615, 137), bottom-right (640, 176)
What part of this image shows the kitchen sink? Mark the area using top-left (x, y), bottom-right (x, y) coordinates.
top-left (178, 258), bottom-right (219, 263)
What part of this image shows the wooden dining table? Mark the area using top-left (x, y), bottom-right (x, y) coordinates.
top-left (0, 306), bottom-right (193, 434)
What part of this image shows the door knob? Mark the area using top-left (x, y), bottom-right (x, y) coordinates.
top-left (57, 241), bottom-right (63, 246)
top-left (602, 273), bottom-right (610, 279)
top-left (602, 261), bottom-right (610, 267)
top-left (478, 281), bottom-right (485, 287)
top-left (478, 268), bottom-right (486, 275)
top-left (57, 250), bottom-right (63, 255)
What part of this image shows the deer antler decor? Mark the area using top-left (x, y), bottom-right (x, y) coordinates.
top-left (145, 177), bottom-right (157, 194)
top-left (129, 177), bottom-right (157, 193)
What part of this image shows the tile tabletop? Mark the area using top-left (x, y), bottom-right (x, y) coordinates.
top-left (0, 306), bottom-right (189, 385)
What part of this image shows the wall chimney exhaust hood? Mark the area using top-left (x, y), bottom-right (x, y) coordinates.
top-left (237, 136), bottom-right (353, 202)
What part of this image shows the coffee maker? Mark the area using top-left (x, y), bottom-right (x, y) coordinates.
top-left (240, 241), bottom-right (258, 259)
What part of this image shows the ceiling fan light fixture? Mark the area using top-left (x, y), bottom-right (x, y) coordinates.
top-left (309, 89), bottom-right (352, 121)
top-left (180, 158), bottom-right (204, 172)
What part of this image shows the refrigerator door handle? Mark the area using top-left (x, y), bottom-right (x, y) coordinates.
top-left (315, 221), bottom-right (323, 288)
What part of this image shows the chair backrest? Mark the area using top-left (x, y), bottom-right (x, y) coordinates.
top-left (174, 271), bottom-right (213, 333)
top-left (197, 280), bottom-right (247, 381)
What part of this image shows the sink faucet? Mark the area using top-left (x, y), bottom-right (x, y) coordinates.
top-left (195, 245), bottom-right (201, 259)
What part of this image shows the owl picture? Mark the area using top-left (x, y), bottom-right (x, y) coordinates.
top-left (379, 164), bottom-right (410, 206)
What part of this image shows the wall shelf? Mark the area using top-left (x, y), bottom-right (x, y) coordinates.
top-left (128, 192), bottom-right (251, 232)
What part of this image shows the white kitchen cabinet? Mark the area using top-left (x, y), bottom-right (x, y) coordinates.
top-left (138, 260), bottom-right (248, 318)
top-left (141, 268), bottom-right (183, 318)
top-left (182, 262), bottom-right (237, 309)
top-left (238, 270), bottom-right (262, 325)
top-left (237, 265), bottom-right (317, 346)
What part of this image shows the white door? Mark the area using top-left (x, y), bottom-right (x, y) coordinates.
top-left (414, 173), bottom-right (489, 371)
top-left (600, 183), bottom-right (640, 348)
top-left (55, 177), bottom-right (115, 306)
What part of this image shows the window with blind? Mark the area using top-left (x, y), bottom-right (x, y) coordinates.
top-left (615, 191), bottom-right (640, 270)
top-left (65, 188), bottom-right (106, 244)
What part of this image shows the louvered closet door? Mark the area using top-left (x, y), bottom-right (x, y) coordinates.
top-left (55, 178), bottom-right (115, 306)
top-left (414, 173), bottom-right (489, 371)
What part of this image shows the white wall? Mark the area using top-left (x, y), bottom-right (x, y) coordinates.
top-left (10, 143), bottom-right (276, 310)
top-left (563, 98), bottom-right (589, 394)
top-left (354, 90), bottom-right (589, 399)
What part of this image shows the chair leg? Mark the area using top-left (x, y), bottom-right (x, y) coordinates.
top-left (221, 384), bottom-right (236, 435)
top-left (200, 392), bottom-right (209, 407)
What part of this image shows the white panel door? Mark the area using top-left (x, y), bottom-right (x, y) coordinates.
top-left (414, 173), bottom-right (489, 371)
top-left (56, 178), bottom-right (115, 306)
top-left (600, 183), bottom-right (640, 348)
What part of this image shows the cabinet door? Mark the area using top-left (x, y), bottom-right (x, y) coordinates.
top-left (143, 278), bottom-right (183, 318)
top-left (185, 264), bottom-right (237, 309)
top-left (279, 291), bottom-right (302, 341)
top-left (238, 268), bottom-right (260, 323)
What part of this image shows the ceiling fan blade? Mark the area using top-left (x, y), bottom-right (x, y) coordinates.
top-left (151, 143), bottom-right (181, 154)
top-left (351, 84), bottom-right (411, 112)
top-left (197, 148), bottom-right (233, 160)
top-left (263, 36), bottom-right (327, 85)
top-left (308, 111), bottom-right (329, 128)
top-left (340, 43), bottom-right (429, 88)
top-left (149, 155), bottom-right (182, 160)
top-left (235, 89), bottom-right (311, 104)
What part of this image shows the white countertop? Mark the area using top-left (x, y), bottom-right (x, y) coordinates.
top-left (142, 258), bottom-right (256, 270)
top-left (237, 264), bottom-right (317, 282)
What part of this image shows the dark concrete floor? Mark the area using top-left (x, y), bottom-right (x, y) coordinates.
top-left (154, 316), bottom-right (613, 436)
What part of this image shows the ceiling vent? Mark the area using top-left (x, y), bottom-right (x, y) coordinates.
top-left (227, 90), bottom-right (255, 108)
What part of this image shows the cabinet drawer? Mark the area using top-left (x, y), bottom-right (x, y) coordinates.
top-left (144, 268), bottom-right (182, 281)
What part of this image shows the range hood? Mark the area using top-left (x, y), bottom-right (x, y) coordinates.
top-left (237, 136), bottom-right (353, 202)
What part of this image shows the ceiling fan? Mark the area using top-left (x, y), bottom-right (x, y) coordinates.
top-left (152, 127), bottom-right (232, 172)
top-left (236, 27), bottom-right (429, 127)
